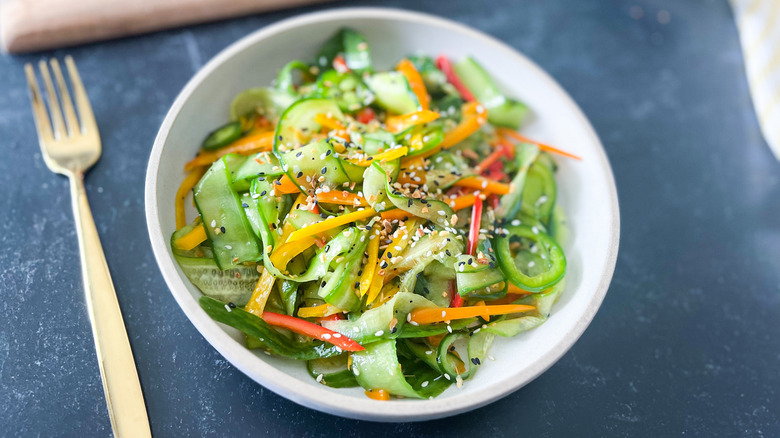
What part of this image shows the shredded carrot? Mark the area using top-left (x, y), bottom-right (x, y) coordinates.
top-left (286, 208), bottom-right (377, 243)
top-left (173, 224), bottom-right (207, 251)
top-left (365, 389), bottom-right (390, 401)
top-left (396, 59), bottom-right (430, 111)
top-left (453, 176), bottom-right (511, 195)
top-left (184, 131), bottom-right (274, 171)
top-left (316, 190), bottom-right (368, 206)
top-left (297, 303), bottom-right (343, 318)
top-left (474, 145), bottom-right (509, 175)
top-left (385, 110), bottom-right (439, 133)
top-left (175, 167), bottom-right (206, 229)
top-left (359, 223), bottom-right (381, 297)
top-left (499, 129), bottom-right (582, 161)
top-left (313, 113), bottom-right (347, 131)
top-left (448, 193), bottom-right (478, 211)
top-left (408, 304), bottom-right (535, 325)
top-left (347, 146), bottom-right (409, 166)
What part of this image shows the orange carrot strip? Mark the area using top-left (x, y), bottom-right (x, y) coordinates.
top-left (316, 190), bottom-right (368, 206)
top-left (500, 129), bottom-right (582, 161)
top-left (379, 209), bottom-right (415, 222)
top-left (453, 176), bottom-right (511, 195)
top-left (184, 131), bottom-right (274, 171)
top-left (272, 175), bottom-right (302, 195)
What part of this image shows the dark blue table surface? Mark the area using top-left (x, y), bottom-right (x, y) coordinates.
top-left (2, 0), bottom-right (778, 436)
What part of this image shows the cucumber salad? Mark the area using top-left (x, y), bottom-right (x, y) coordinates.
top-left (172, 28), bottom-right (581, 400)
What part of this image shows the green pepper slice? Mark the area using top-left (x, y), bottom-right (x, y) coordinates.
top-left (201, 121), bottom-right (242, 150)
top-left (494, 224), bottom-right (566, 293)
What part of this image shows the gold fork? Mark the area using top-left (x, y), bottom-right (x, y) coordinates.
top-left (25, 57), bottom-right (151, 438)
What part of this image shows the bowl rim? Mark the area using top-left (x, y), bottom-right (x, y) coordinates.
top-left (145, 6), bottom-right (620, 422)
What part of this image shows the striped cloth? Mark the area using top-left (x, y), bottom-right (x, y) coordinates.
top-left (731, 0), bottom-right (780, 159)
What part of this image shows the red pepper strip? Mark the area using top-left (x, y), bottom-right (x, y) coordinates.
top-left (474, 144), bottom-right (509, 175)
top-left (487, 194), bottom-right (500, 210)
top-left (261, 311), bottom-right (364, 351)
top-left (467, 196), bottom-right (483, 255)
top-left (333, 55), bottom-right (349, 73)
top-left (484, 161), bottom-right (507, 181)
top-left (356, 107), bottom-right (376, 124)
top-left (436, 55), bottom-right (476, 102)
top-left (316, 313), bottom-right (344, 324)
top-left (449, 281), bottom-right (463, 308)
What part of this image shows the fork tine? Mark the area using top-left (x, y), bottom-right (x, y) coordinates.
top-left (38, 59), bottom-right (68, 139)
top-left (50, 59), bottom-right (81, 136)
top-left (63, 56), bottom-right (97, 134)
top-left (24, 63), bottom-right (55, 144)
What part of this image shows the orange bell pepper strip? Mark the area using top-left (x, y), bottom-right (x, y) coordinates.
top-left (385, 110), bottom-right (440, 133)
top-left (396, 59), bottom-right (430, 111)
top-left (439, 107), bottom-right (488, 149)
top-left (174, 167), bottom-right (207, 229)
top-left (408, 304), bottom-right (536, 325)
top-left (365, 389), bottom-right (390, 400)
top-left (313, 113), bottom-right (347, 131)
top-left (272, 175), bottom-right (302, 195)
top-left (184, 131), bottom-right (274, 171)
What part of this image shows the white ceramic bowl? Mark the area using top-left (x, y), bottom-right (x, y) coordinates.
top-left (145, 7), bottom-right (619, 422)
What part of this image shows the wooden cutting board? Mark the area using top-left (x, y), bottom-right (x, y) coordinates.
top-left (0, 0), bottom-right (333, 54)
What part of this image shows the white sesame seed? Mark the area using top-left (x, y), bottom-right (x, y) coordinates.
top-left (375, 330), bottom-right (384, 337)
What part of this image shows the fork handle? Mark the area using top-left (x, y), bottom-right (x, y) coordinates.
top-left (69, 172), bottom-right (152, 437)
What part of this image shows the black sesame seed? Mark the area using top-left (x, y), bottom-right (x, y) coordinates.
top-left (242, 203), bottom-right (248, 208)
top-left (220, 226), bottom-right (226, 234)
top-left (354, 282), bottom-right (360, 289)
top-left (321, 281), bottom-right (327, 287)
top-left (260, 190), bottom-right (267, 196)
top-left (321, 167), bottom-right (328, 174)
top-left (227, 302), bottom-right (236, 308)
top-left (296, 171), bottom-right (304, 178)
top-left (471, 358), bottom-right (481, 366)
